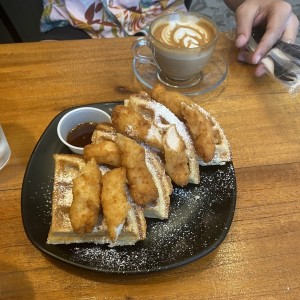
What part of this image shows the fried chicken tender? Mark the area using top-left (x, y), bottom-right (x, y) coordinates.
top-left (111, 105), bottom-right (163, 150)
top-left (70, 158), bottom-right (102, 234)
top-left (181, 103), bottom-right (215, 163)
top-left (115, 134), bottom-right (158, 206)
top-left (163, 125), bottom-right (189, 187)
top-left (151, 83), bottom-right (192, 120)
top-left (84, 141), bottom-right (121, 167)
top-left (112, 105), bottom-right (150, 139)
top-left (101, 167), bottom-right (131, 241)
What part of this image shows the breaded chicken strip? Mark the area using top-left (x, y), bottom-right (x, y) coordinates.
top-left (151, 83), bottom-right (192, 120)
top-left (91, 124), bottom-right (117, 145)
top-left (115, 134), bottom-right (159, 206)
top-left (84, 141), bottom-right (121, 167)
top-left (91, 122), bottom-right (116, 143)
top-left (70, 158), bottom-right (102, 233)
top-left (112, 105), bottom-right (163, 150)
top-left (163, 125), bottom-right (189, 187)
top-left (181, 103), bottom-right (215, 163)
top-left (112, 105), bottom-right (150, 139)
top-left (101, 167), bottom-right (131, 241)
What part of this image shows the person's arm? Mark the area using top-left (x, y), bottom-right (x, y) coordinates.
top-left (224, 0), bottom-right (299, 76)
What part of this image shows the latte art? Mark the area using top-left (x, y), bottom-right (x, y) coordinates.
top-left (153, 21), bottom-right (215, 49)
top-left (173, 26), bottom-right (208, 48)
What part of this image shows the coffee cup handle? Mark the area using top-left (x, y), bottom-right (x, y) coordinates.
top-left (132, 37), bottom-right (155, 63)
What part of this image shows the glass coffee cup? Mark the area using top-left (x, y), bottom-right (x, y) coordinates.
top-left (132, 12), bottom-right (219, 88)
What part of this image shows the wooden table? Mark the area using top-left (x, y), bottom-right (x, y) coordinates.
top-left (0, 34), bottom-right (299, 299)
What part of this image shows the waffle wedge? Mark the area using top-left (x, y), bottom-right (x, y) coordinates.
top-left (47, 154), bottom-right (147, 247)
top-left (181, 102), bottom-right (231, 166)
top-left (151, 84), bottom-right (231, 165)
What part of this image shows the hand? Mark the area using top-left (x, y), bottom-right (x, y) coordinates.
top-left (234, 0), bottom-right (299, 76)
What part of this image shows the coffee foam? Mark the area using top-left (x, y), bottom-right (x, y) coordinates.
top-left (152, 16), bottom-right (216, 49)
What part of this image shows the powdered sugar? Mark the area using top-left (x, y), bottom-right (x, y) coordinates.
top-left (68, 163), bottom-right (236, 273)
top-left (31, 175), bottom-right (53, 224)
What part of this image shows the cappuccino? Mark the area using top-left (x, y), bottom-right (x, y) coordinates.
top-left (150, 12), bottom-right (218, 82)
top-left (131, 12), bottom-right (218, 87)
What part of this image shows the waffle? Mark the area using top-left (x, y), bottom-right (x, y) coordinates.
top-left (47, 154), bottom-right (147, 246)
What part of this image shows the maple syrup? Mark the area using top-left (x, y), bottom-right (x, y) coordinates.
top-left (67, 122), bottom-right (98, 148)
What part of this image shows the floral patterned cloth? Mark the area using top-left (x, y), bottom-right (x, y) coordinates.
top-left (41, 0), bottom-right (187, 38)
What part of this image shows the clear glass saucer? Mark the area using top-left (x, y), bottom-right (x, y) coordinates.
top-left (132, 49), bottom-right (228, 96)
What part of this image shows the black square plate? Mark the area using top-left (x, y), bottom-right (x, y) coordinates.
top-left (21, 102), bottom-right (236, 274)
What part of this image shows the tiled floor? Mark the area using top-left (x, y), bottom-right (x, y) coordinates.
top-left (190, 0), bottom-right (300, 41)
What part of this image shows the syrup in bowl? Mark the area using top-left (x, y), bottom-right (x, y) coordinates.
top-left (57, 107), bottom-right (112, 154)
top-left (67, 122), bottom-right (98, 148)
